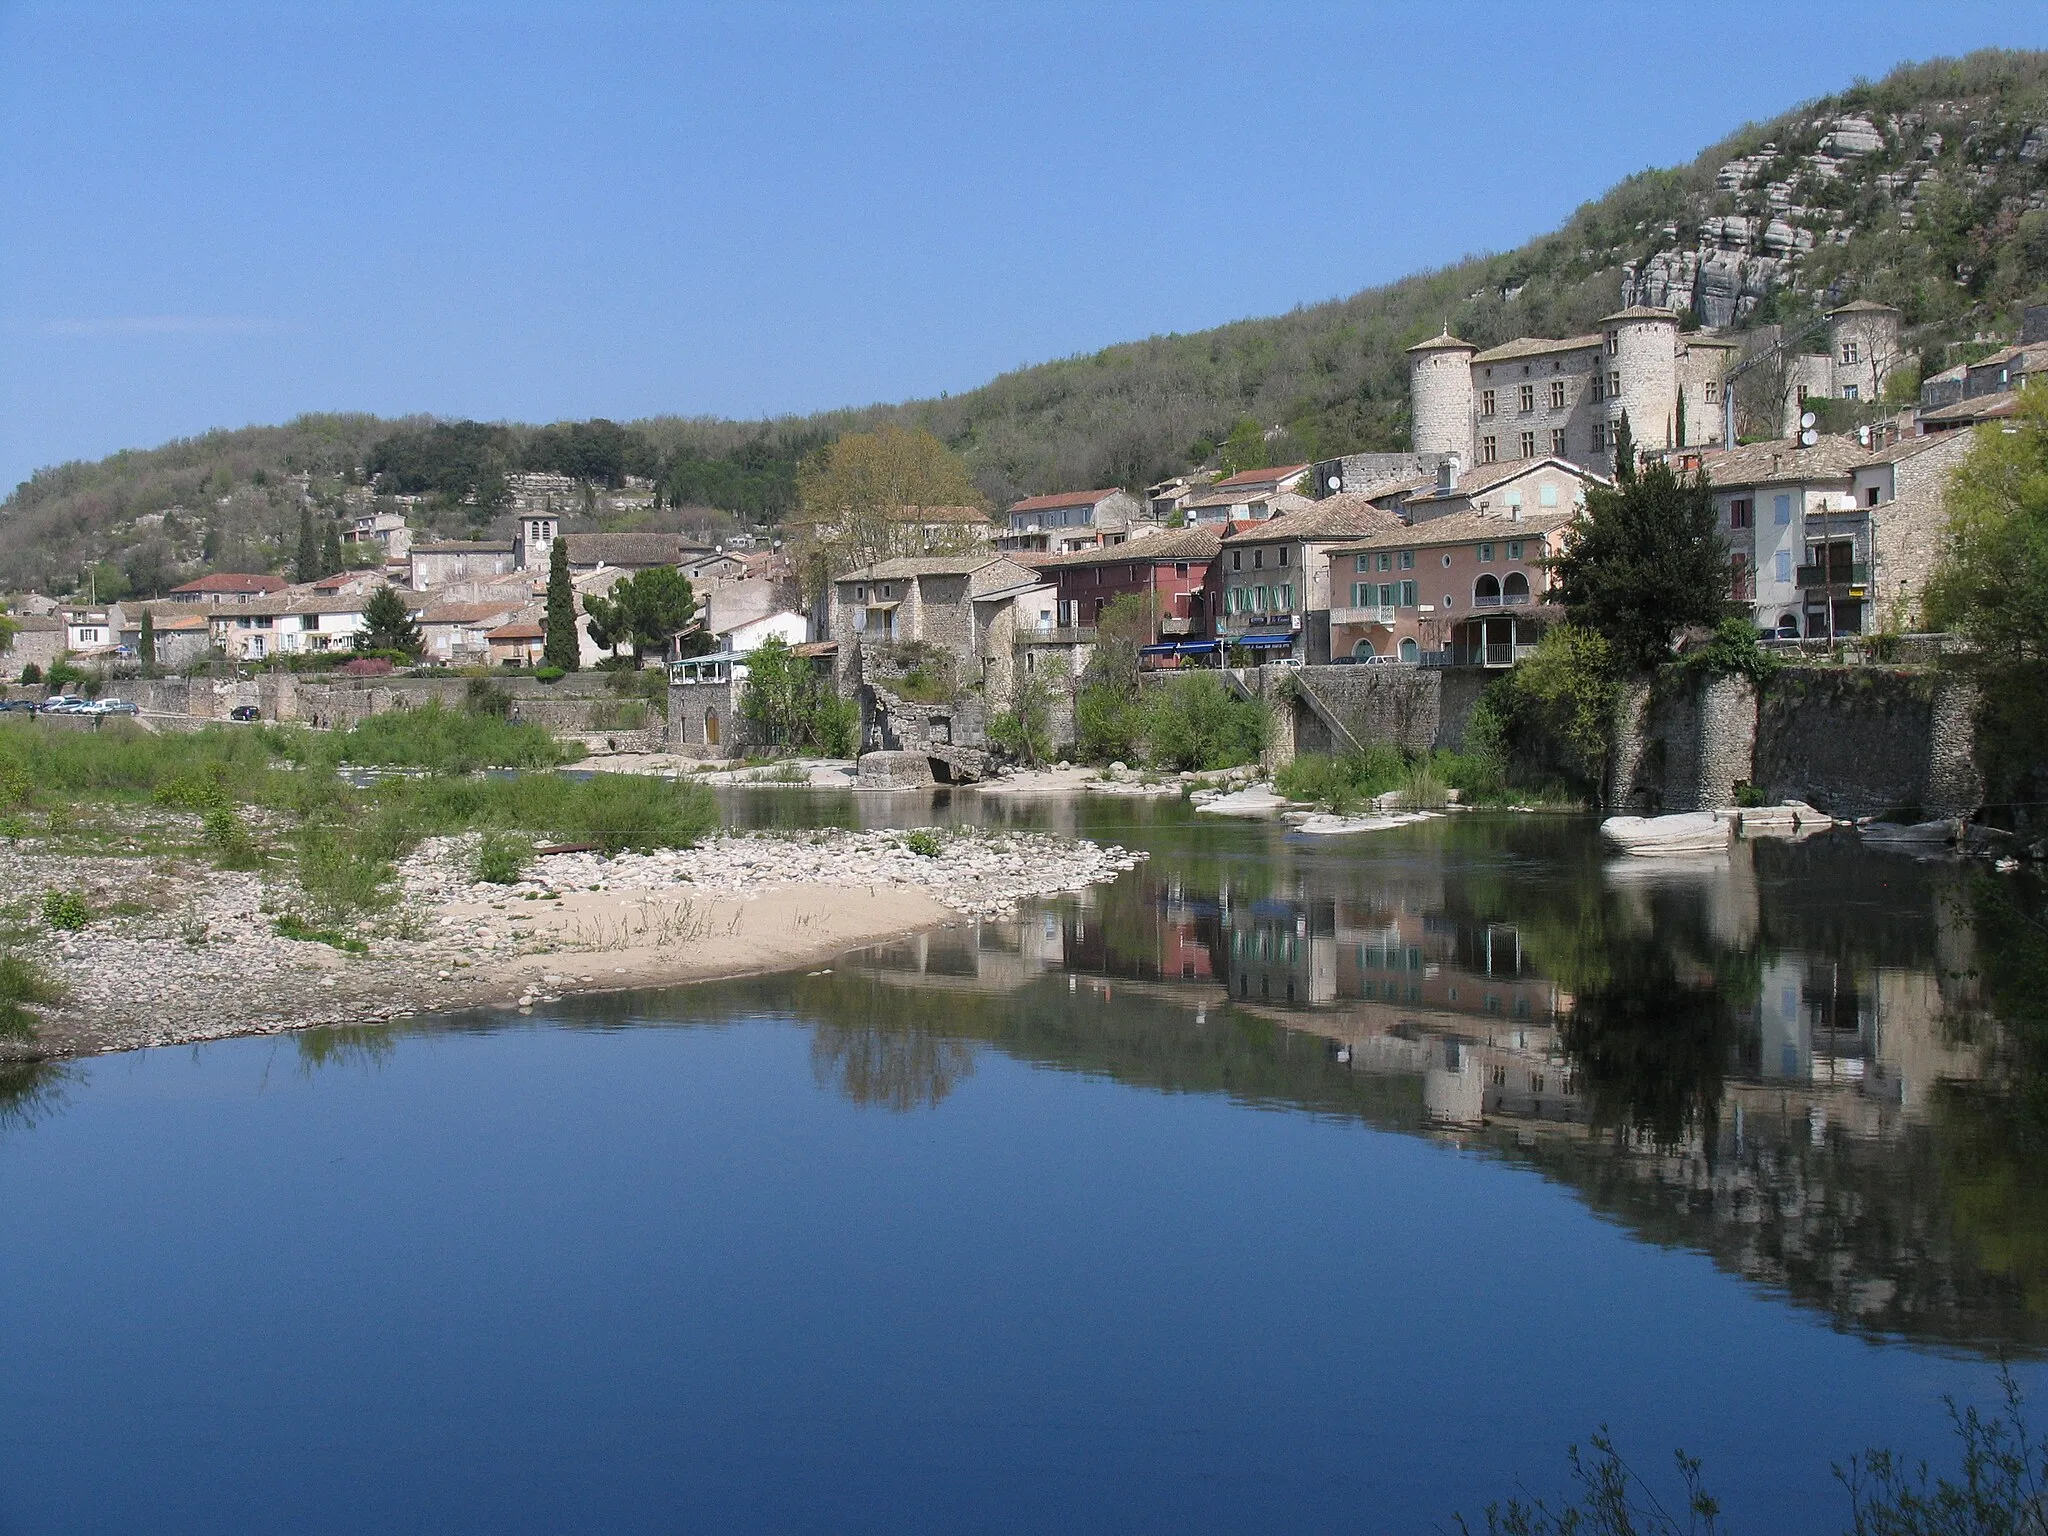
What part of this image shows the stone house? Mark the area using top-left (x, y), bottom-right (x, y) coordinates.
top-left (485, 621), bottom-right (546, 667)
top-left (1214, 498), bottom-right (1401, 663)
top-left (410, 541), bottom-right (516, 591)
top-left (207, 591), bottom-right (391, 661)
top-left (418, 600), bottom-right (527, 664)
top-left (996, 488), bottom-right (1146, 555)
top-left (348, 509), bottom-right (412, 561)
top-left (1849, 431), bottom-right (1977, 630)
top-left (118, 605), bottom-right (213, 668)
top-left (62, 606), bottom-right (122, 654)
top-left (168, 572), bottom-right (289, 605)
top-left (1178, 465), bottom-right (1312, 528)
top-left (1324, 507), bottom-right (1573, 667)
top-left (665, 611), bottom-right (815, 755)
top-left (1393, 455), bottom-right (1605, 526)
top-left (1697, 436), bottom-right (1872, 638)
top-left (3, 613), bottom-right (65, 679)
top-left (558, 532), bottom-right (708, 575)
top-left (828, 554), bottom-right (1041, 693)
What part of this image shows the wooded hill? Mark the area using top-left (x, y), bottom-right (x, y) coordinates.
top-left (4, 48), bottom-right (2044, 597)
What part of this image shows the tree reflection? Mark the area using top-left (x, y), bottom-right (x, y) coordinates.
top-left (1931, 871), bottom-right (2048, 1316)
top-left (0, 1060), bottom-right (75, 1138)
top-left (810, 1023), bottom-right (975, 1112)
top-left (1563, 961), bottom-right (1737, 1150)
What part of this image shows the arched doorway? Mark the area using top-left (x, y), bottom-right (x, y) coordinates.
top-left (1503, 571), bottom-right (1530, 603)
top-left (704, 707), bottom-right (720, 747)
top-left (1351, 637), bottom-right (1377, 660)
top-left (1474, 574), bottom-right (1501, 605)
top-left (1399, 637), bottom-right (1420, 663)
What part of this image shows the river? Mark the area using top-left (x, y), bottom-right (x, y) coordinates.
top-left (3, 796), bottom-right (2044, 1533)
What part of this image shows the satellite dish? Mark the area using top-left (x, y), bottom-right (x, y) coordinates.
top-left (1800, 411), bottom-right (1817, 430)
top-left (1800, 428), bottom-right (1819, 447)
top-left (1326, 475), bottom-right (1343, 492)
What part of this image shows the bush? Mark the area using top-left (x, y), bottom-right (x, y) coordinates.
top-left (18, 663), bottom-right (41, 685)
top-left (1275, 744), bottom-right (1406, 811)
top-left (903, 829), bottom-right (943, 857)
top-left (472, 831), bottom-right (531, 884)
top-left (301, 703), bottom-right (582, 774)
top-left (40, 889), bottom-right (89, 930)
top-left (464, 678), bottom-right (511, 718)
top-left (1140, 674), bottom-right (1267, 771)
top-left (534, 666), bottom-right (566, 683)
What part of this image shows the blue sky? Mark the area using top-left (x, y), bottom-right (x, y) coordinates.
top-left (1, 1), bottom-right (2040, 490)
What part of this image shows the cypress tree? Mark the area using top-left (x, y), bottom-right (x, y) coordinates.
top-left (295, 507), bottom-right (319, 581)
top-left (139, 609), bottom-right (157, 678)
top-left (1612, 410), bottom-right (1636, 485)
top-left (543, 537), bottom-right (580, 671)
top-left (322, 518), bottom-right (344, 577)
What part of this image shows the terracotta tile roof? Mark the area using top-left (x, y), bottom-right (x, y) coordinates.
top-left (1008, 489), bottom-right (1125, 513)
top-left (1696, 436), bottom-right (1871, 486)
top-left (1407, 455), bottom-right (1607, 503)
top-left (1221, 496), bottom-right (1399, 542)
top-left (7, 614), bottom-right (63, 632)
top-left (1211, 463), bottom-right (1309, 489)
top-left (1827, 298), bottom-right (1901, 315)
top-left (171, 572), bottom-right (288, 595)
top-left (1919, 391), bottom-right (2018, 427)
top-left (487, 621), bottom-right (545, 640)
top-left (1329, 507), bottom-right (1575, 555)
top-left (1470, 334), bottom-right (1602, 364)
top-left (420, 601), bottom-right (525, 624)
top-left (1859, 432), bottom-right (1974, 465)
top-left (561, 533), bottom-right (710, 565)
top-left (836, 555), bottom-right (1008, 581)
top-left (1036, 529), bottom-right (1222, 567)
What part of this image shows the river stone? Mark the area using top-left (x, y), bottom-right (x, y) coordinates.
top-left (856, 751), bottom-right (937, 788)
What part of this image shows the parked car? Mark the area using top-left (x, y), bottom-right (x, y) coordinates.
top-left (0, 698), bottom-right (38, 714)
top-left (90, 698), bottom-right (140, 715)
top-left (228, 704), bottom-right (261, 722)
top-left (40, 696), bottom-right (89, 713)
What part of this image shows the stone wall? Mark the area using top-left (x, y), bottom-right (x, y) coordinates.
top-left (1877, 434), bottom-right (1972, 629)
top-left (1754, 667), bottom-right (1979, 818)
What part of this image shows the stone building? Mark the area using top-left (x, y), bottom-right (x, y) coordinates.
top-left (1849, 431), bottom-right (1977, 630)
top-left (3, 613), bottom-right (65, 679)
top-left (997, 488), bottom-right (1146, 554)
top-left (1697, 437), bottom-right (1873, 637)
top-left (1214, 498), bottom-right (1398, 663)
top-left (409, 541), bottom-right (516, 591)
top-left (1407, 307), bottom-right (1731, 479)
top-left (1178, 465), bottom-right (1313, 527)
top-left (828, 554), bottom-right (1042, 695)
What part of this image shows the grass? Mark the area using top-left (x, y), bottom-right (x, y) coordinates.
top-left (287, 703), bottom-right (584, 773)
top-left (902, 829), bottom-right (943, 858)
top-left (1275, 746), bottom-right (1580, 813)
top-left (0, 952), bottom-right (63, 1041)
top-left (473, 831), bottom-right (532, 885)
top-left (273, 911), bottom-right (369, 953)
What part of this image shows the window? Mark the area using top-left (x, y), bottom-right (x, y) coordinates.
top-left (1378, 552), bottom-right (1392, 572)
top-left (1590, 373), bottom-right (1605, 402)
top-left (1704, 381), bottom-right (1718, 405)
top-left (1728, 498), bottom-right (1752, 530)
top-left (1866, 485), bottom-right (1879, 508)
top-left (1796, 384), bottom-right (1809, 406)
top-left (1539, 482), bottom-right (1559, 507)
top-left (1351, 583), bottom-right (1372, 606)
top-left (1842, 384), bottom-right (1859, 401)
top-left (1591, 422), bottom-right (1608, 451)
top-left (1519, 384), bottom-right (1535, 413)
top-left (1399, 551), bottom-right (1414, 570)
top-left (1277, 547), bottom-right (1288, 566)
top-left (1174, 562), bottom-right (1188, 577)
top-left (1730, 552), bottom-right (1751, 598)
top-left (1478, 542), bottom-right (1495, 562)
top-left (1776, 550), bottom-right (1792, 583)
top-left (1551, 429), bottom-right (1567, 455)
top-left (1608, 370), bottom-right (1621, 397)
top-left (1231, 550), bottom-right (1242, 571)
top-left (1277, 583), bottom-right (1294, 611)
top-left (1380, 583), bottom-right (1397, 607)
top-left (1508, 540), bottom-right (1523, 560)
top-left (1252, 549), bottom-right (1264, 569)
top-left (881, 584), bottom-right (894, 598)
top-left (1519, 431), bottom-right (1537, 458)
top-left (1443, 553), bottom-right (1454, 567)
top-left (1398, 580), bottom-right (1416, 607)
top-left (1481, 388), bottom-right (1495, 417)
top-left (1355, 555), bottom-right (1371, 575)
top-left (1550, 380), bottom-right (1567, 410)
top-left (1606, 330), bottom-right (1619, 356)
top-left (1841, 340), bottom-right (1860, 366)
top-left (1480, 436), bottom-right (1498, 463)
top-left (855, 585), bottom-right (867, 602)
top-left (1774, 493), bottom-right (1792, 525)
top-left (1399, 637), bottom-right (1419, 662)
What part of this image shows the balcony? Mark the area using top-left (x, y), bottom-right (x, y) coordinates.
top-left (1418, 643), bottom-right (1539, 669)
top-left (1330, 605), bottom-right (1397, 626)
top-left (1214, 615), bottom-right (1300, 637)
top-left (1795, 562), bottom-right (1870, 590)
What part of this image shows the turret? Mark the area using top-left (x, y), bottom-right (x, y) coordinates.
top-left (1600, 306), bottom-right (1680, 457)
top-left (1407, 329), bottom-right (1477, 462)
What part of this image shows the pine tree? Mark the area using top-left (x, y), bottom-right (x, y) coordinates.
top-left (321, 519), bottom-right (344, 578)
top-left (543, 537), bottom-right (580, 671)
top-left (295, 507), bottom-right (319, 581)
top-left (357, 585), bottom-right (423, 657)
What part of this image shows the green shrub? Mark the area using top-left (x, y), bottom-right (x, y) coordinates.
top-left (0, 757), bottom-right (30, 813)
top-left (1275, 745), bottom-right (1406, 810)
top-left (1733, 781), bottom-right (1766, 808)
top-left (903, 829), bottom-right (943, 857)
top-left (1140, 674), bottom-right (1268, 771)
top-left (464, 678), bottom-right (511, 718)
top-left (18, 663), bottom-right (41, 685)
top-left (273, 911), bottom-right (368, 953)
top-left (309, 703), bottom-right (582, 773)
top-left (0, 952), bottom-right (62, 1041)
top-left (201, 804), bottom-right (263, 869)
top-left (473, 831), bottom-right (532, 885)
top-left (534, 666), bottom-right (566, 683)
top-left (40, 889), bottom-right (89, 930)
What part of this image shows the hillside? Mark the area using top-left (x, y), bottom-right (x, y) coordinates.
top-left (4, 48), bottom-right (2045, 597)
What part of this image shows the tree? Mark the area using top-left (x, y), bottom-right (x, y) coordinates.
top-left (989, 655), bottom-right (1067, 766)
top-left (1074, 594), bottom-right (1150, 762)
top-left (543, 539), bottom-right (580, 672)
top-left (296, 507), bottom-right (320, 581)
top-left (582, 566), bottom-right (697, 664)
top-left (1611, 409), bottom-right (1636, 483)
top-left (1217, 417), bottom-right (1270, 475)
top-left (737, 635), bottom-right (855, 754)
top-left (321, 518), bottom-right (344, 579)
top-left (1925, 382), bottom-right (2048, 663)
top-left (790, 427), bottom-right (984, 598)
top-left (1548, 457), bottom-right (1730, 672)
top-left (138, 610), bottom-right (157, 678)
top-left (1504, 623), bottom-right (1624, 798)
top-left (356, 585), bottom-right (423, 657)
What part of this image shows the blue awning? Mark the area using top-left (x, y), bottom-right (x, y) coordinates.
top-left (1138, 644), bottom-right (1180, 656)
top-left (1231, 631), bottom-right (1296, 648)
top-left (1175, 640), bottom-right (1222, 654)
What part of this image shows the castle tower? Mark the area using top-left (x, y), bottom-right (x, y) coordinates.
top-left (1825, 300), bottom-right (1903, 406)
top-left (516, 513), bottom-right (559, 572)
top-left (1406, 329), bottom-right (1477, 463)
top-left (1601, 306), bottom-right (1680, 457)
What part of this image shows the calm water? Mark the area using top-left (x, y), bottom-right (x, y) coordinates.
top-left (4, 798), bottom-right (2046, 1533)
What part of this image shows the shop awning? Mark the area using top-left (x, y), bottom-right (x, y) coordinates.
top-left (1231, 631), bottom-right (1297, 648)
top-left (1141, 640), bottom-right (1224, 657)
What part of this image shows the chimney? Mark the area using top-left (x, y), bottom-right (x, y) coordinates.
top-left (1436, 454), bottom-right (1460, 493)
